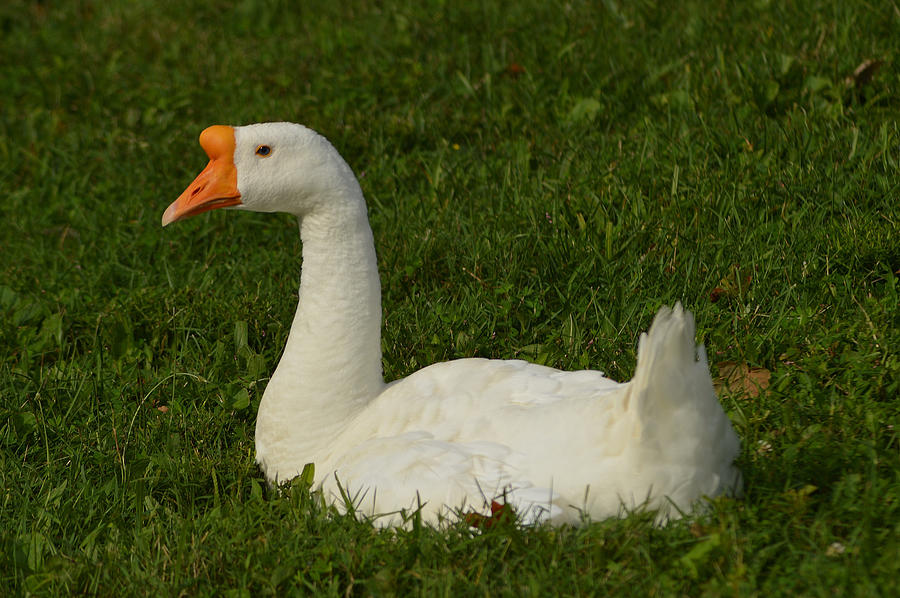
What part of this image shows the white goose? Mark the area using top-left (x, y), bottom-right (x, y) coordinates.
top-left (162, 122), bottom-right (741, 526)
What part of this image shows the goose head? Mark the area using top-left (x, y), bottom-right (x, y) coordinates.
top-left (162, 122), bottom-right (361, 226)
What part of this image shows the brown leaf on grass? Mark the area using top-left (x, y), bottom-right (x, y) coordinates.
top-left (714, 361), bottom-right (771, 398)
top-left (709, 287), bottom-right (726, 303)
top-left (505, 62), bottom-right (526, 77)
top-left (465, 500), bottom-right (515, 530)
top-left (709, 265), bottom-right (752, 303)
top-left (845, 59), bottom-right (883, 88)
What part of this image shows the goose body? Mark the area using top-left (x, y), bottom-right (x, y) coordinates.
top-left (163, 122), bottom-right (741, 526)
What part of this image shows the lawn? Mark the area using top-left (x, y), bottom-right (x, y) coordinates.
top-left (1, 0), bottom-right (898, 594)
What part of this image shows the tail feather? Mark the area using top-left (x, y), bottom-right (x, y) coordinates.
top-left (627, 303), bottom-right (742, 513)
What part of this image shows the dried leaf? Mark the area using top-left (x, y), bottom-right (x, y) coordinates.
top-left (466, 500), bottom-right (515, 529)
top-left (714, 361), bottom-right (771, 398)
top-left (709, 265), bottom-right (752, 303)
top-left (505, 62), bottom-right (526, 77)
top-left (845, 59), bottom-right (883, 88)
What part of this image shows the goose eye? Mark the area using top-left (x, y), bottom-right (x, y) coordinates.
top-left (255, 145), bottom-right (272, 157)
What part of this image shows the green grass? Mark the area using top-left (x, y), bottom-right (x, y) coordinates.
top-left (2, 0), bottom-right (898, 594)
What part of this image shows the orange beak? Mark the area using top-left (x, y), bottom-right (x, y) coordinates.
top-left (162, 125), bottom-right (242, 226)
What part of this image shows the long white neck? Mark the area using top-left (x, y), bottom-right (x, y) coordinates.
top-left (255, 186), bottom-right (385, 480)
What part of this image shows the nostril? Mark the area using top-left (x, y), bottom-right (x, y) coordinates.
top-left (191, 183), bottom-right (206, 197)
